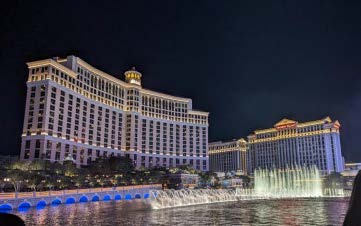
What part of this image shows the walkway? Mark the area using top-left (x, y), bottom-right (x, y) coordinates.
top-left (0, 184), bottom-right (161, 211)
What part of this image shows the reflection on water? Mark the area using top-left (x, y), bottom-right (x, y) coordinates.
top-left (12, 198), bottom-right (348, 226)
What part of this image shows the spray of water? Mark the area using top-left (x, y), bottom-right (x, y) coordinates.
top-left (149, 189), bottom-right (237, 209)
top-left (148, 165), bottom-right (349, 209)
top-left (254, 165), bottom-right (323, 198)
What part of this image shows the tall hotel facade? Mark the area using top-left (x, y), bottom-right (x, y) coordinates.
top-left (20, 56), bottom-right (209, 171)
top-left (247, 117), bottom-right (344, 175)
top-left (209, 139), bottom-right (247, 174)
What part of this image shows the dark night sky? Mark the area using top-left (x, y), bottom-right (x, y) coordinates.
top-left (1, 1), bottom-right (361, 162)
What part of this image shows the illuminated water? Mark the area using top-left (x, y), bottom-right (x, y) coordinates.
top-left (8, 165), bottom-right (349, 225)
top-left (150, 189), bottom-right (237, 209)
top-left (254, 165), bottom-right (323, 198)
top-left (149, 166), bottom-right (345, 210)
top-left (11, 198), bottom-right (348, 226)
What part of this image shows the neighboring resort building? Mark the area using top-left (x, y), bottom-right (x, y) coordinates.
top-left (247, 117), bottom-right (344, 175)
top-left (341, 163), bottom-right (361, 177)
top-left (20, 55), bottom-right (209, 171)
top-left (209, 139), bottom-right (247, 174)
top-left (341, 162), bottom-right (361, 190)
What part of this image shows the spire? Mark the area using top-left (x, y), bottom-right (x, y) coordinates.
top-left (124, 67), bottom-right (142, 86)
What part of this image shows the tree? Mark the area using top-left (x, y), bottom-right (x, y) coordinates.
top-left (56, 176), bottom-right (71, 190)
top-left (10, 160), bottom-right (30, 171)
top-left (47, 162), bottom-right (65, 175)
top-left (44, 174), bottom-right (56, 191)
top-left (108, 156), bottom-right (135, 174)
top-left (0, 170), bottom-right (8, 192)
top-left (94, 175), bottom-right (106, 187)
top-left (89, 157), bottom-right (111, 176)
top-left (73, 177), bottom-right (83, 189)
top-left (28, 160), bottom-right (46, 171)
top-left (72, 168), bottom-right (89, 188)
top-left (25, 171), bottom-right (46, 191)
top-left (63, 160), bottom-right (78, 177)
top-left (148, 167), bottom-right (168, 184)
top-left (199, 171), bottom-right (218, 188)
top-left (178, 165), bottom-right (197, 174)
top-left (7, 170), bottom-right (24, 192)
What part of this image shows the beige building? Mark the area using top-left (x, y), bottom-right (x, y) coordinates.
top-left (247, 117), bottom-right (344, 175)
top-left (20, 55), bottom-right (209, 171)
top-left (209, 139), bottom-right (247, 173)
top-left (341, 163), bottom-right (361, 177)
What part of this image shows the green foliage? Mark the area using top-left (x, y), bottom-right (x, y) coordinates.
top-left (7, 169), bottom-right (25, 192)
top-left (198, 171), bottom-right (218, 188)
top-left (0, 155), bottom-right (214, 192)
top-left (108, 156), bottom-right (135, 173)
top-left (179, 164), bottom-right (198, 174)
top-left (24, 171), bottom-right (46, 191)
top-left (63, 160), bottom-right (78, 177)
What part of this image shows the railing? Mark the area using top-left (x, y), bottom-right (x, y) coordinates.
top-left (0, 184), bottom-right (161, 200)
top-left (50, 191), bottom-right (63, 196)
top-left (17, 192), bottom-right (33, 198)
top-left (0, 193), bottom-right (15, 199)
top-left (36, 191), bottom-right (50, 197)
top-left (77, 188), bottom-right (91, 193)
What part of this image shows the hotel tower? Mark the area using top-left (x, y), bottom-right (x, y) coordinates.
top-left (20, 56), bottom-right (209, 171)
top-left (247, 117), bottom-right (344, 175)
top-left (209, 139), bottom-right (247, 174)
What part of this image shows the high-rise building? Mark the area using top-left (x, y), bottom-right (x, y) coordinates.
top-left (247, 117), bottom-right (344, 175)
top-left (209, 139), bottom-right (247, 173)
top-left (20, 56), bottom-right (209, 171)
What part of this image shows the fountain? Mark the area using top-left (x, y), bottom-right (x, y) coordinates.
top-left (253, 165), bottom-right (323, 198)
top-left (149, 189), bottom-right (237, 209)
top-left (324, 188), bottom-right (351, 197)
top-left (148, 165), bottom-right (349, 209)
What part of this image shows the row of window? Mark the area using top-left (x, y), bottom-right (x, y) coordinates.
top-left (24, 84), bottom-right (208, 156)
top-left (255, 125), bottom-right (332, 139)
top-left (23, 139), bottom-right (208, 170)
top-left (29, 65), bottom-right (208, 124)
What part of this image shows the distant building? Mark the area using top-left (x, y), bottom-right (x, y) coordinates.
top-left (20, 55), bottom-right (209, 171)
top-left (341, 163), bottom-right (361, 177)
top-left (167, 173), bottom-right (199, 189)
top-left (221, 178), bottom-right (244, 188)
top-left (247, 117), bottom-right (344, 175)
top-left (209, 139), bottom-right (247, 174)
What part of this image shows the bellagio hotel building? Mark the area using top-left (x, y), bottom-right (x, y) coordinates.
top-left (20, 55), bottom-right (209, 171)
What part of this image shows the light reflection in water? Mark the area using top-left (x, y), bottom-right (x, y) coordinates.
top-left (11, 198), bottom-right (348, 226)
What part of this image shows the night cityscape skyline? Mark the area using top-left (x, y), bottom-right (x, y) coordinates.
top-left (0, 1), bottom-right (360, 225)
top-left (1, 1), bottom-right (361, 163)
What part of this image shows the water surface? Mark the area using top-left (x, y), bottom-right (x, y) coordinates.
top-left (13, 198), bottom-right (348, 226)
